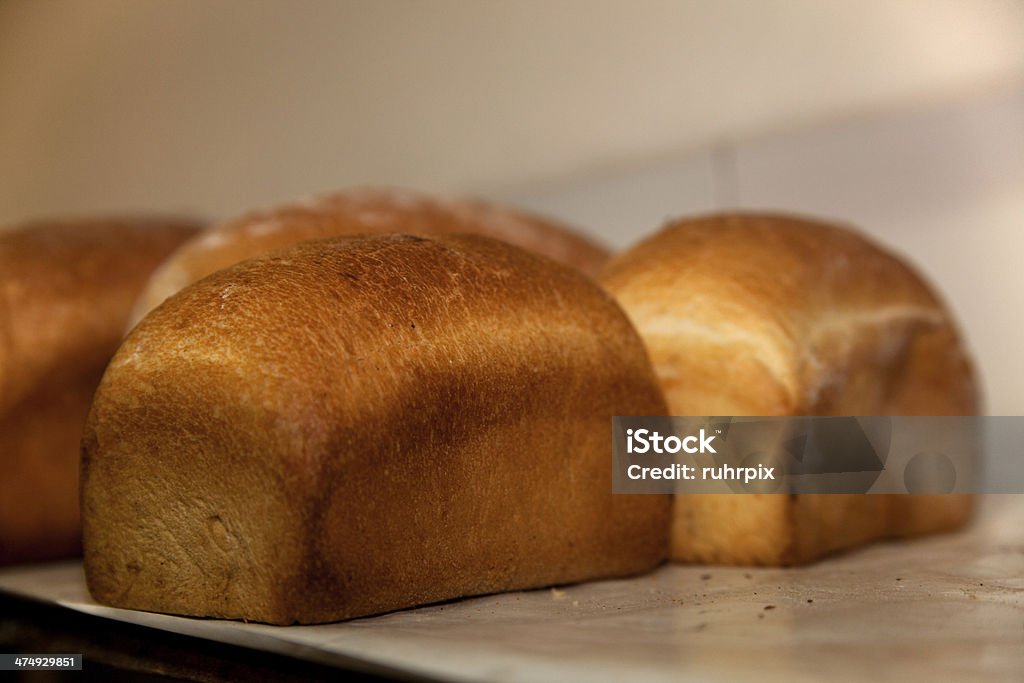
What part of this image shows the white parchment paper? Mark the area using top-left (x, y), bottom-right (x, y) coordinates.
top-left (2, 496), bottom-right (1022, 682)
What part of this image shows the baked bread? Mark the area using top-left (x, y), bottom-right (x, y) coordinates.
top-left (0, 216), bottom-right (201, 564)
top-left (600, 213), bottom-right (977, 565)
top-left (128, 187), bottom-right (609, 326)
top-left (83, 233), bottom-right (669, 624)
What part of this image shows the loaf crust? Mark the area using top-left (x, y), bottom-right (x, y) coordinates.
top-left (129, 187), bottom-right (609, 326)
top-left (83, 234), bottom-right (668, 624)
top-left (600, 213), bottom-right (978, 565)
top-left (0, 217), bottom-right (201, 564)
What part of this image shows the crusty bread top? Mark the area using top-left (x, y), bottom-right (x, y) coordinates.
top-left (129, 187), bottom-right (609, 327)
top-left (0, 217), bottom-right (202, 415)
top-left (109, 233), bottom-right (650, 437)
top-left (600, 213), bottom-right (978, 415)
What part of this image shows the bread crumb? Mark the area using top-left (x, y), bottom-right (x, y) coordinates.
top-left (550, 588), bottom-right (567, 600)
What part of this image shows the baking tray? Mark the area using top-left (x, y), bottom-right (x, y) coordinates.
top-left (1, 496), bottom-right (1022, 682)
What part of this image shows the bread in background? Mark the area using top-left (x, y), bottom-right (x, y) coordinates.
top-left (0, 216), bottom-right (202, 565)
top-left (600, 212), bottom-right (977, 565)
top-left (128, 187), bottom-right (609, 327)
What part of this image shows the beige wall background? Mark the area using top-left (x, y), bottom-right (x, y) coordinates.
top-left (1, 0), bottom-right (1022, 225)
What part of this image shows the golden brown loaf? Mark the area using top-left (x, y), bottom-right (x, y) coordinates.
top-left (0, 217), bottom-right (202, 564)
top-left (83, 233), bottom-right (669, 624)
top-left (600, 213), bottom-right (978, 566)
top-left (128, 187), bottom-right (609, 327)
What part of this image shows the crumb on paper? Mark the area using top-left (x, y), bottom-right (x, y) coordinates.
top-left (550, 588), bottom-right (567, 600)
top-left (764, 605), bottom-right (776, 611)
top-left (700, 574), bottom-right (712, 581)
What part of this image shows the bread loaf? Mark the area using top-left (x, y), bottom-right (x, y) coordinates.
top-left (128, 187), bottom-right (609, 326)
top-left (83, 233), bottom-right (669, 624)
top-left (600, 213), bottom-right (977, 565)
top-left (0, 217), bottom-right (201, 564)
